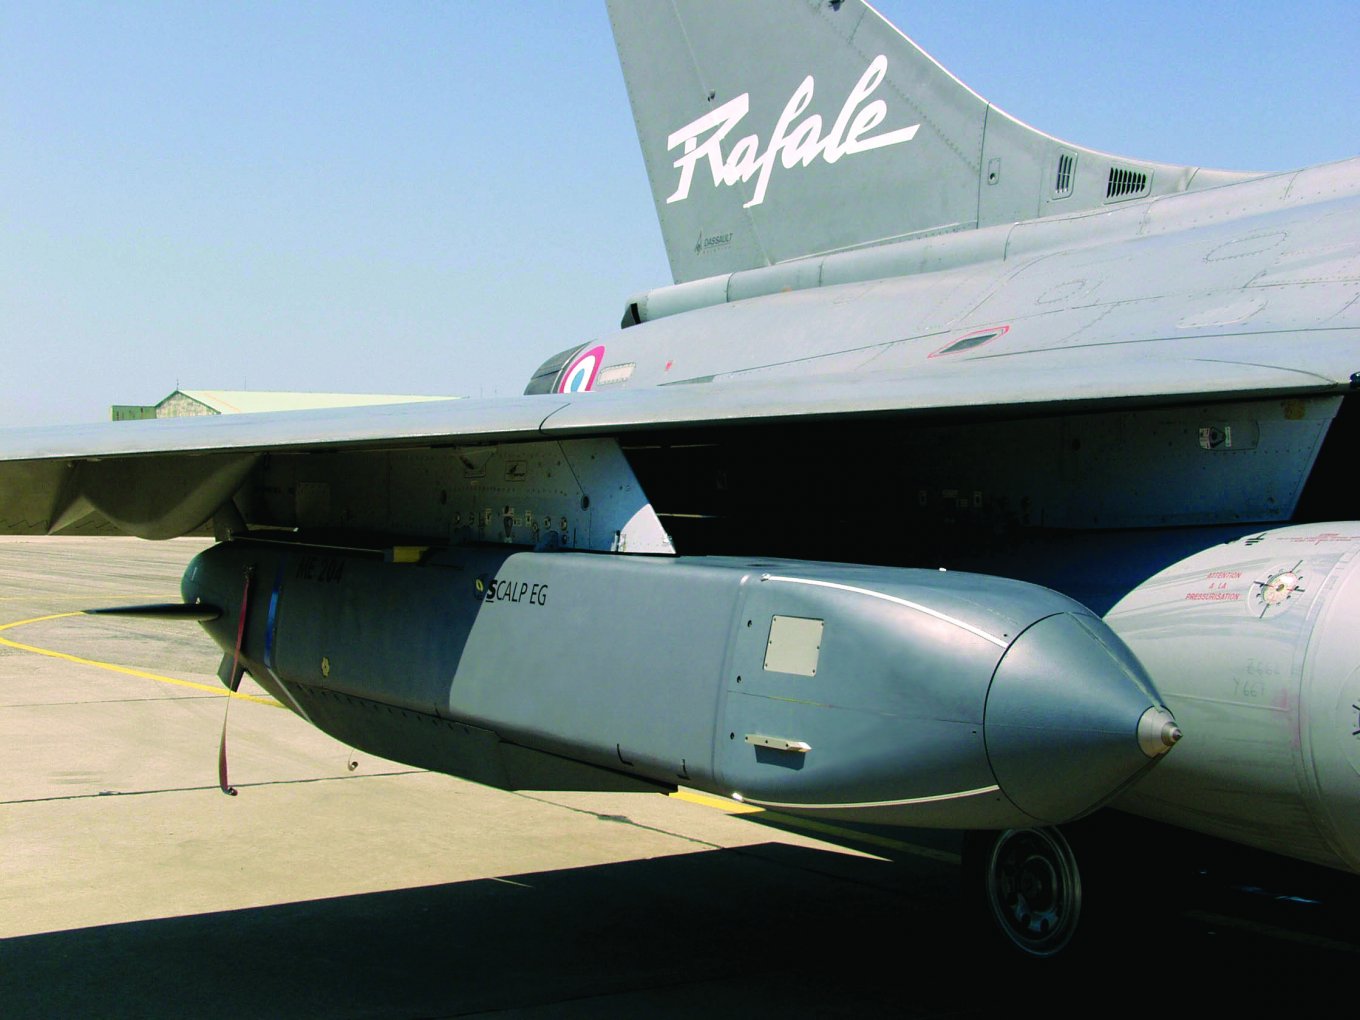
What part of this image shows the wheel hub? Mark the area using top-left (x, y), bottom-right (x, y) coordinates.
top-left (986, 827), bottom-right (1082, 956)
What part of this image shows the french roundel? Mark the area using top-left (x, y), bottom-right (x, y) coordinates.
top-left (557, 345), bottom-right (606, 393)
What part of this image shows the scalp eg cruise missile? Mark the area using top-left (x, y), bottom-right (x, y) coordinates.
top-left (184, 541), bottom-right (1178, 829)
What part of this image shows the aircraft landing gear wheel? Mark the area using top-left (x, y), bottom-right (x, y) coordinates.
top-left (975, 827), bottom-right (1083, 957)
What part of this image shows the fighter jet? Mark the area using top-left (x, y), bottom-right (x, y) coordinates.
top-left (2, 1), bottom-right (1356, 957)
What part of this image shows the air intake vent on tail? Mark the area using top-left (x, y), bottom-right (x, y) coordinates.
top-left (1054, 153), bottom-right (1075, 198)
top-left (1106, 165), bottom-right (1150, 201)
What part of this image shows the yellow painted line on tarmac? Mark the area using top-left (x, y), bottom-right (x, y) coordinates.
top-left (0, 612), bottom-right (283, 708)
top-left (0, 593), bottom-right (166, 602)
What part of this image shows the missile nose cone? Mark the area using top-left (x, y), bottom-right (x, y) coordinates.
top-left (984, 612), bottom-right (1174, 825)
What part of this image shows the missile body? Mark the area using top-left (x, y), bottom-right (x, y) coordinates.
top-left (184, 542), bottom-right (1175, 828)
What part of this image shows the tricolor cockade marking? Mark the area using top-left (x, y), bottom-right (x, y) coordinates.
top-left (666, 55), bottom-right (920, 209)
top-left (558, 345), bottom-right (605, 394)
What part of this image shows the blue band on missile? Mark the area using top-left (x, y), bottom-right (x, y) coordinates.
top-left (263, 557), bottom-right (287, 671)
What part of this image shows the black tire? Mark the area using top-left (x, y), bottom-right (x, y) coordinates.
top-left (964, 826), bottom-right (1084, 958)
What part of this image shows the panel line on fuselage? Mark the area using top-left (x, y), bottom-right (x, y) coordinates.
top-left (760, 574), bottom-right (1009, 647)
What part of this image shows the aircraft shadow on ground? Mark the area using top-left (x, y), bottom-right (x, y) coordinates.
top-left (2, 841), bottom-right (1355, 1018)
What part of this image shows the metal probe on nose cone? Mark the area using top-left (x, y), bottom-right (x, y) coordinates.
top-left (1138, 707), bottom-right (1183, 758)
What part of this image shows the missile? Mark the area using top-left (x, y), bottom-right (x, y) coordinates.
top-left (182, 541), bottom-right (1177, 828)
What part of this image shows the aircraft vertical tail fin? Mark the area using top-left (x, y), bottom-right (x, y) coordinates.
top-left (608, 0), bottom-right (1251, 284)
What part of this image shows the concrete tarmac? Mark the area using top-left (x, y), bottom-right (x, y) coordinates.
top-left (2, 537), bottom-right (1357, 1017)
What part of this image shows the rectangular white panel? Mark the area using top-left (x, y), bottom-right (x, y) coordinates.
top-left (763, 615), bottom-right (824, 676)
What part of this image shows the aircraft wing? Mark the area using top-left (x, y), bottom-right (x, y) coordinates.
top-left (0, 324), bottom-right (1351, 539)
top-left (0, 328), bottom-right (1342, 472)
top-left (3, 330), bottom-right (1353, 462)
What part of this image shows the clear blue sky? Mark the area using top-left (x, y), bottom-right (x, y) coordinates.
top-left (4, 1), bottom-right (1358, 426)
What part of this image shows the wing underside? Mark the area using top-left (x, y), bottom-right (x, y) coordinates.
top-left (0, 331), bottom-right (1351, 542)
